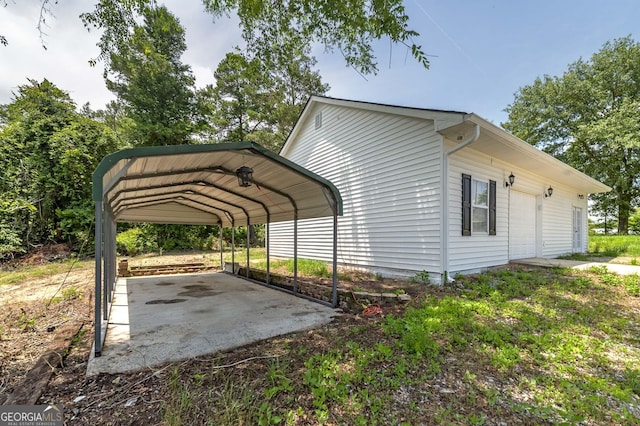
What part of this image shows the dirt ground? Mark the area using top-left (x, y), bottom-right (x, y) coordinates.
top-left (0, 248), bottom-right (424, 424)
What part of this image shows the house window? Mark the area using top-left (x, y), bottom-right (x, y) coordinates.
top-left (315, 112), bottom-right (322, 129)
top-left (472, 180), bottom-right (489, 233)
top-left (462, 174), bottom-right (496, 236)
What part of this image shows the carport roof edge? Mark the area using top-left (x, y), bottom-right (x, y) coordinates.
top-left (92, 142), bottom-right (343, 225)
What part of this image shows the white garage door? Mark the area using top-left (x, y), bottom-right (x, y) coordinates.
top-left (509, 191), bottom-right (537, 259)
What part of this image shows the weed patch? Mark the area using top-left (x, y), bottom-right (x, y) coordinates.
top-left (590, 235), bottom-right (640, 257)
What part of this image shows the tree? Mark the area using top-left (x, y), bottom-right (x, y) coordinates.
top-left (81, 0), bottom-right (429, 78)
top-left (105, 5), bottom-right (197, 146)
top-left (92, 100), bottom-right (135, 147)
top-left (204, 46), bottom-right (328, 150)
top-left (0, 79), bottom-right (120, 258)
top-left (503, 36), bottom-right (640, 234)
top-left (206, 51), bottom-right (272, 144)
top-left (264, 43), bottom-right (329, 149)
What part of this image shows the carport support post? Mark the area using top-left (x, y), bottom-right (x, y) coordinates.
top-left (219, 225), bottom-right (223, 270)
top-left (94, 201), bottom-right (102, 357)
top-left (102, 212), bottom-right (109, 320)
top-left (332, 213), bottom-right (338, 307)
top-left (102, 215), bottom-right (109, 307)
top-left (293, 212), bottom-right (298, 294)
top-left (231, 226), bottom-right (235, 274)
top-left (106, 215), bottom-right (116, 299)
top-left (246, 219), bottom-right (250, 279)
top-left (266, 222), bottom-right (270, 285)
top-left (109, 220), bottom-right (118, 296)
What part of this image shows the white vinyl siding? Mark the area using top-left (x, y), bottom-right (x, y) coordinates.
top-left (271, 98), bottom-right (600, 281)
top-left (448, 142), bottom-right (591, 270)
top-left (270, 104), bottom-right (443, 277)
top-left (541, 186), bottom-right (589, 256)
top-left (448, 145), bottom-right (509, 273)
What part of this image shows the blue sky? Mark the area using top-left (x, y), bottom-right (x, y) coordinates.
top-left (1, 0), bottom-right (638, 126)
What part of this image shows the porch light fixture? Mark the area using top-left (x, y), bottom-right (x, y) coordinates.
top-left (544, 186), bottom-right (553, 198)
top-left (505, 172), bottom-right (515, 188)
top-left (236, 166), bottom-right (254, 187)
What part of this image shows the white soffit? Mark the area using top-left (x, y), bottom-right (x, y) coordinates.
top-left (440, 115), bottom-right (611, 195)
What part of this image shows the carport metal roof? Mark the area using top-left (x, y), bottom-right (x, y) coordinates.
top-left (92, 142), bottom-right (343, 357)
top-left (93, 142), bottom-right (343, 226)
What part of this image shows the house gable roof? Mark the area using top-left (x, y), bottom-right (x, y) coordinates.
top-left (280, 96), bottom-right (467, 156)
top-left (282, 96), bottom-right (610, 195)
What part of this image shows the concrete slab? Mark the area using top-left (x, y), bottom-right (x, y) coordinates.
top-left (512, 258), bottom-right (640, 275)
top-left (87, 272), bottom-right (340, 376)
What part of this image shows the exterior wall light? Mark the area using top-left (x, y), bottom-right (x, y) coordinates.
top-left (505, 173), bottom-right (515, 188)
top-left (236, 166), bottom-right (254, 187)
top-left (544, 186), bottom-right (553, 198)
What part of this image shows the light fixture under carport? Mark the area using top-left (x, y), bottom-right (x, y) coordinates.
top-left (92, 142), bottom-right (343, 358)
top-left (236, 166), bottom-right (254, 187)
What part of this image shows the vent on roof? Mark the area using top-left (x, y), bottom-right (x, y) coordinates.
top-left (315, 112), bottom-right (322, 129)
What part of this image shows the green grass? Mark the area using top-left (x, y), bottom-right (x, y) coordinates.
top-left (160, 266), bottom-right (640, 424)
top-left (589, 234), bottom-right (640, 257)
top-left (383, 267), bottom-right (640, 424)
top-left (0, 258), bottom-right (93, 286)
top-left (253, 258), bottom-right (331, 278)
top-left (223, 248), bottom-right (332, 278)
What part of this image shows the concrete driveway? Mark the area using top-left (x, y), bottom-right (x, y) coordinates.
top-left (87, 272), bottom-right (339, 376)
top-left (512, 258), bottom-right (640, 275)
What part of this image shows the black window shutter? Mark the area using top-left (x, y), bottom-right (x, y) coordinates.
top-left (462, 174), bottom-right (471, 236)
top-left (489, 180), bottom-right (496, 235)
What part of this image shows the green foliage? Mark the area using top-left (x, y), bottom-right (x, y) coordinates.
top-left (204, 0), bottom-right (429, 75)
top-left (0, 201), bottom-right (30, 259)
top-left (590, 235), bottom-right (640, 257)
top-left (200, 45), bottom-right (328, 151)
top-left (254, 258), bottom-right (330, 277)
top-left (50, 285), bottom-right (82, 304)
top-left (0, 79), bottom-right (120, 258)
top-left (83, 0), bottom-right (428, 78)
top-left (17, 310), bottom-right (37, 332)
top-left (623, 274), bottom-right (640, 296)
top-left (383, 267), bottom-right (640, 423)
top-left (503, 36), bottom-right (640, 233)
top-left (204, 51), bottom-right (273, 144)
top-left (410, 270), bottom-right (430, 284)
top-left (105, 5), bottom-right (197, 146)
top-left (116, 227), bottom-right (158, 256)
top-left (116, 224), bottom-right (220, 256)
top-left (295, 259), bottom-right (330, 277)
top-left (629, 208), bottom-right (640, 234)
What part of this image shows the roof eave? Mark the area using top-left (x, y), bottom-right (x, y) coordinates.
top-left (440, 114), bottom-right (611, 195)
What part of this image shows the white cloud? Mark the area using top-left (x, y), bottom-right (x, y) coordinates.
top-left (0, 0), bottom-right (113, 108)
top-left (0, 0), bottom-right (242, 109)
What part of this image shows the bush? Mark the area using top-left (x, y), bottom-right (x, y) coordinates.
top-left (116, 227), bottom-right (158, 256)
top-left (116, 224), bottom-right (222, 256)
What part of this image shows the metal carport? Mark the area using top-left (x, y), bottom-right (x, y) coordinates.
top-left (92, 142), bottom-right (343, 357)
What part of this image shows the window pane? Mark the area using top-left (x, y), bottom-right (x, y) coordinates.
top-left (473, 180), bottom-right (488, 206)
top-left (472, 207), bottom-right (488, 233)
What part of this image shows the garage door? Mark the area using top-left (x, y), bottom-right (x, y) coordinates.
top-left (509, 191), bottom-right (537, 259)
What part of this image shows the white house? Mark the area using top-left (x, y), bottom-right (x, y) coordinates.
top-left (269, 97), bottom-right (610, 282)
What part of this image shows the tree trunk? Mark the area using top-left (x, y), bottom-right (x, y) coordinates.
top-left (618, 193), bottom-right (631, 234)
